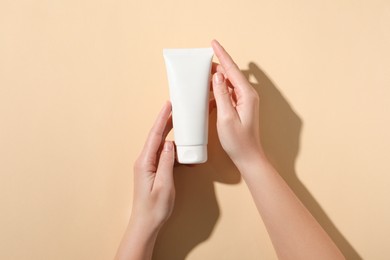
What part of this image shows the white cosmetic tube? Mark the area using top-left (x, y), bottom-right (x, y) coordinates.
top-left (163, 48), bottom-right (214, 164)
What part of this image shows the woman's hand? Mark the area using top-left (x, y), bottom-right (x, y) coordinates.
top-left (116, 102), bottom-right (175, 260)
top-left (211, 40), bottom-right (345, 260)
top-left (211, 40), bottom-right (265, 169)
top-left (131, 101), bottom-right (175, 230)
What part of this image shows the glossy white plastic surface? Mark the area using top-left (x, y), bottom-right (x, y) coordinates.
top-left (163, 48), bottom-right (213, 164)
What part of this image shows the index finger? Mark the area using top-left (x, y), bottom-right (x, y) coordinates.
top-left (211, 39), bottom-right (251, 90)
top-left (141, 101), bottom-right (172, 167)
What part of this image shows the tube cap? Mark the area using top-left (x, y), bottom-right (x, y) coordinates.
top-left (176, 145), bottom-right (207, 164)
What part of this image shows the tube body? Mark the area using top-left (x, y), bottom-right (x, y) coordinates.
top-left (163, 48), bottom-right (213, 164)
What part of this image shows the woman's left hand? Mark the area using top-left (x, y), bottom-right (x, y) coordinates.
top-left (116, 102), bottom-right (175, 260)
top-left (131, 101), bottom-right (176, 230)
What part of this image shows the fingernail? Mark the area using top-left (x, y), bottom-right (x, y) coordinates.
top-left (214, 72), bottom-right (224, 84)
top-left (163, 141), bottom-right (173, 151)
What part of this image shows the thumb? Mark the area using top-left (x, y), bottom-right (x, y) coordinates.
top-left (212, 72), bottom-right (237, 120)
top-left (155, 141), bottom-right (175, 185)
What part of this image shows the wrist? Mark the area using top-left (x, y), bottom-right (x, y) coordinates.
top-left (233, 149), bottom-right (269, 173)
top-left (234, 154), bottom-right (278, 191)
top-left (128, 213), bottom-right (162, 236)
top-left (116, 216), bottom-right (160, 260)
top-left (124, 216), bottom-right (160, 249)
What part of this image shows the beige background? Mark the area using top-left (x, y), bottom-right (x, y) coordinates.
top-left (1, 0), bottom-right (389, 259)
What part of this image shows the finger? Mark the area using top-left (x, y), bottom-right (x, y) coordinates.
top-left (227, 87), bottom-right (237, 107)
top-left (210, 62), bottom-right (223, 90)
top-left (212, 72), bottom-right (237, 120)
top-left (155, 141), bottom-right (175, 186)
top-left (209, 98), bottom-right (216, 113)
top-left (141, 102), bottom-right (172, 167)
top-left (216, 64), bottom-right (225, 75)
top-left (212, 62), bottom-right (226, 76)
top-left (155, 114), bottom-right (173, 164)
top-left (211, 40), bottom-right (251, 91)
top-left (162, 115), bottom-right (173, 141)
top-left (211, 62), bottom-right (220, 74)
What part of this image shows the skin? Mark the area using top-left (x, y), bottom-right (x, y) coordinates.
top-left (115, 40), bottom-right (345, 260)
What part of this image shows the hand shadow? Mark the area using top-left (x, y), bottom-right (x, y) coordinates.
top-left (153, 107), bottom-right (241, 259)
top-left (244, 62), bottom-right (362, 259)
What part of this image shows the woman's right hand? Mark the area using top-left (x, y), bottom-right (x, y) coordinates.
top-left (211, 40), bottom-right (345, 260)
top-left (211, 40), bottom-right (265, 168)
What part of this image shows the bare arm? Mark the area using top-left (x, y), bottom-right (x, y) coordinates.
top-left (237, 157), bottom-right (344, 260)
top-left (211, 39), bottom-right (345, 260)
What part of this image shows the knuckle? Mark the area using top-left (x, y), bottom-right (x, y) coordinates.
top-left (161, 150), bottom-right (174, 161)
top-left (224, 61), bottom-right (238, 74)
top-left (158, 155), bottom-right (169, 166)
top-left (215, 82), bottom-right (229, 94)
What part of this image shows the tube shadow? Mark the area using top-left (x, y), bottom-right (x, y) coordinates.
top-left (244, 62), bottom-right (361, 259)
top-left (153, 107), bottom-right (241, 259)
